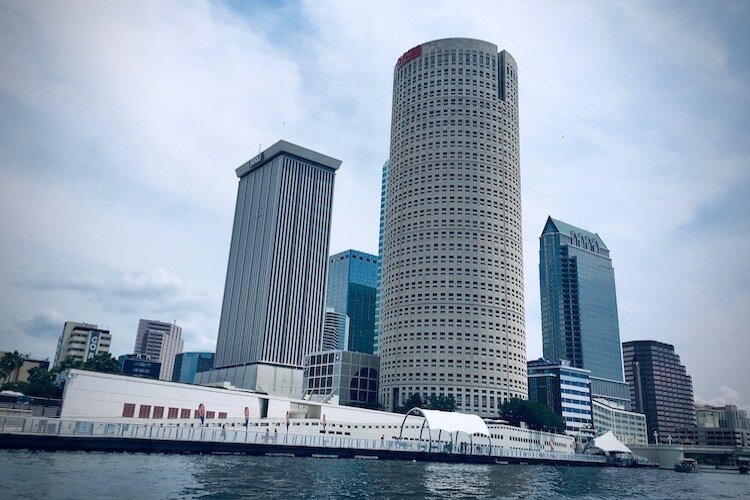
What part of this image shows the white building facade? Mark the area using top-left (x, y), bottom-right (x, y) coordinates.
top-left (59, 370), bottom-right (574, 454)
top-left (53, 321), bottom-right (111, 367)
top-left (379, 38), bottom-right (525, 416)
top-left (591, 397), bottom-right (647, 445)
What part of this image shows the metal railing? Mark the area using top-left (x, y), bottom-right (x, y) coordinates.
top-left (0, 415), bottom-right (606, 463)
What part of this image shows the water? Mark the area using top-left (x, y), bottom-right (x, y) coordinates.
top-left (0, 451), bottom-right (747, 499)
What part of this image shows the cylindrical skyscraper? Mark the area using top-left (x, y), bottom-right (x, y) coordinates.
top-left (379, 38), bottom-right (525, 416)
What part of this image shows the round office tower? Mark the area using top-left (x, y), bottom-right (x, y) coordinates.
top-left (379, 38), bottom-right (526, 416)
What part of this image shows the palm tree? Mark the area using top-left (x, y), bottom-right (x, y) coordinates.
top-left (82, 353), bottom-right (122, 374)
top-left (0, 351), bottom-right (26, 384)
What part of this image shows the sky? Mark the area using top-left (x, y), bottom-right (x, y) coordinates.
top-left (0, 0), bottom-right (748, 410)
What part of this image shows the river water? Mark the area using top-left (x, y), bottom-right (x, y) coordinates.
top-left (0, 450), bottom-right (747, 499)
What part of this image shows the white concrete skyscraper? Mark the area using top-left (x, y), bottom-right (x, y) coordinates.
top-left (379, 38), bottom-right (526, 416)
top-left (198, 140), bottom-right (341, 395)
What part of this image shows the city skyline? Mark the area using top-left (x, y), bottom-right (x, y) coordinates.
top-left (0, 1), bottom-right (748, 410)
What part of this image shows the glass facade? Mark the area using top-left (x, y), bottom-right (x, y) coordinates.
top-left (302, 350), bottom-right (380, 407)
top-left (171, 352), bottom-right (215, 384)
top-left (539, 217), bottom-right (625, 384)
top-left (326, 250), bottom-right (379, 354)
top-left (591, 397), bottom-right (647, 445)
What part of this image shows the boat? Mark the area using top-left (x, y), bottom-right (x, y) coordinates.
top-left (674, 458), bottom-right (698, 473)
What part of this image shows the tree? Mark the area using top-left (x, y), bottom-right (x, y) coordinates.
top-left (52, 353), bottom-right (120, 375)
top-left (396, 393), bottom-right (426, 414)
top-left (2, 366), bottom-right (62, 398)
top-left (81, 353), bottom-right (121, 374)
top-left (0, 351), bottom-right (26, 384)
top-left (54, 357), bottom-right (83, 372)
top-left (498, 398), bottom-right (566, 433)
top-left (427, 395), bottom-right (456, 412)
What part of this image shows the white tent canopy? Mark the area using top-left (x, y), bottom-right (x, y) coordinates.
top-left (399, 407), bottom-right (492, 453)
top-left (584, 431), bottom-right (633, 455)
top-left (404, 408), bottom-right (490, 436)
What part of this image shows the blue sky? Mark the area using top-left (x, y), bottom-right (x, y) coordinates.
top-left (0, 0), bottom-right (748, 409)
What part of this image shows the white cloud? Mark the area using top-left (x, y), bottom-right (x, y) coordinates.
top-left (0, 0), bottom-right (747, 407)
top-left (696, 386), bottom-right (750, 413)
top-left (0, 0), bottom-right (303, 213)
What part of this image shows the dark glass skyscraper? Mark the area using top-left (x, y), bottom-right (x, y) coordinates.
top-left (623, 340), bottom-right (696, 443)
top-left (326, 250), bottom-right (379, 354)
top-left (539, 217), bottom-right (629, 406)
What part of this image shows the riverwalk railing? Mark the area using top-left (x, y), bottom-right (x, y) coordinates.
top-left (0, 415), bottom-right (605, 464)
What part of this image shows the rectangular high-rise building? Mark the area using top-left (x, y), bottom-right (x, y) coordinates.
top-left (539, 217), bottom-right (630, 407)
top-left (53, 321), bottom-right (111, 367)
top-left (326, 250), bottom-right (379, 354)
top-left (203, 140), bottom-right (340, 395)
top-left (134, 319), bottom-right (183, 381)
top-left (623, 340), bottom-right (696, 443)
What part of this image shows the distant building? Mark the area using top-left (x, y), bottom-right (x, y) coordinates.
top-left (119, 354), bottom-right (161, 379)
top-left (134, 319), bottom-right (183, 381)
top-left (53, 322), bottom-right (111, 367)
top-left (326, 250), bottom-right (378, 354)
top-left (171, 352), bottom-right (214, 384)
top-left (201, 140), bottom-right (341, 396)
top-left (591, 397), bottom-right (647, 445)
top-left (322, 308), bottom-right (348, 352)
top-left (696, 404), bottom-right (750, 430)
top-left (539, 217), bottom-right (630, 408)
top-left (675, 404), bottom-right (750, 447)
top-left (527, 358), bottom-right (593, 437)
top-left (303, 350), bottom-right (379, 408)
top-left (623, 340), bottom-right (696, 443)
top-left (373, 159), bottom-right (389, 355)
top-left (0, 352), bottom-right (50, 383)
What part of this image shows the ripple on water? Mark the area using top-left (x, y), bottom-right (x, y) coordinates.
top-left (1, 451), bottom-right (749, 499)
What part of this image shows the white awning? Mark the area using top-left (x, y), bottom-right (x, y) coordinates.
top-left (405, 408), bottom-right (490, 436)
top-left (585, 430), bottom-right (632, 455)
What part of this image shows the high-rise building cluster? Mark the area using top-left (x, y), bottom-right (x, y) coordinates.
top-left (14, 37), bottom-right (711, 450)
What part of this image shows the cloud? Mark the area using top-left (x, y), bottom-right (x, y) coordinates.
top-left (696, 386), bottom-right (749, 413)
top-left (15, 308), bottom-right (66, 339)
top-left (18, 267), bottom-right (215, 317)
top-left (0, 0), bottom-right (303, 213)
top-left (0, 0), bottom-right (747, 403)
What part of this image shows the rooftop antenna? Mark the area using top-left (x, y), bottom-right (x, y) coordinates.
top-left (258, 143), bottom-right (262, 154)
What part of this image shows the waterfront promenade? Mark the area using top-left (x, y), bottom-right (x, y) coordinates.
top-left (0, 415), bottom-right (609, 467)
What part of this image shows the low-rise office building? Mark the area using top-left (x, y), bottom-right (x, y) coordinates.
top-left (527, 359), bottom-right (593, 437)
top-left (303, 350), bottom-right (379, 407)
top-left (591, 397), bottom-right (647, 445)
top-left (119, 354), bottom-right (161, 379)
